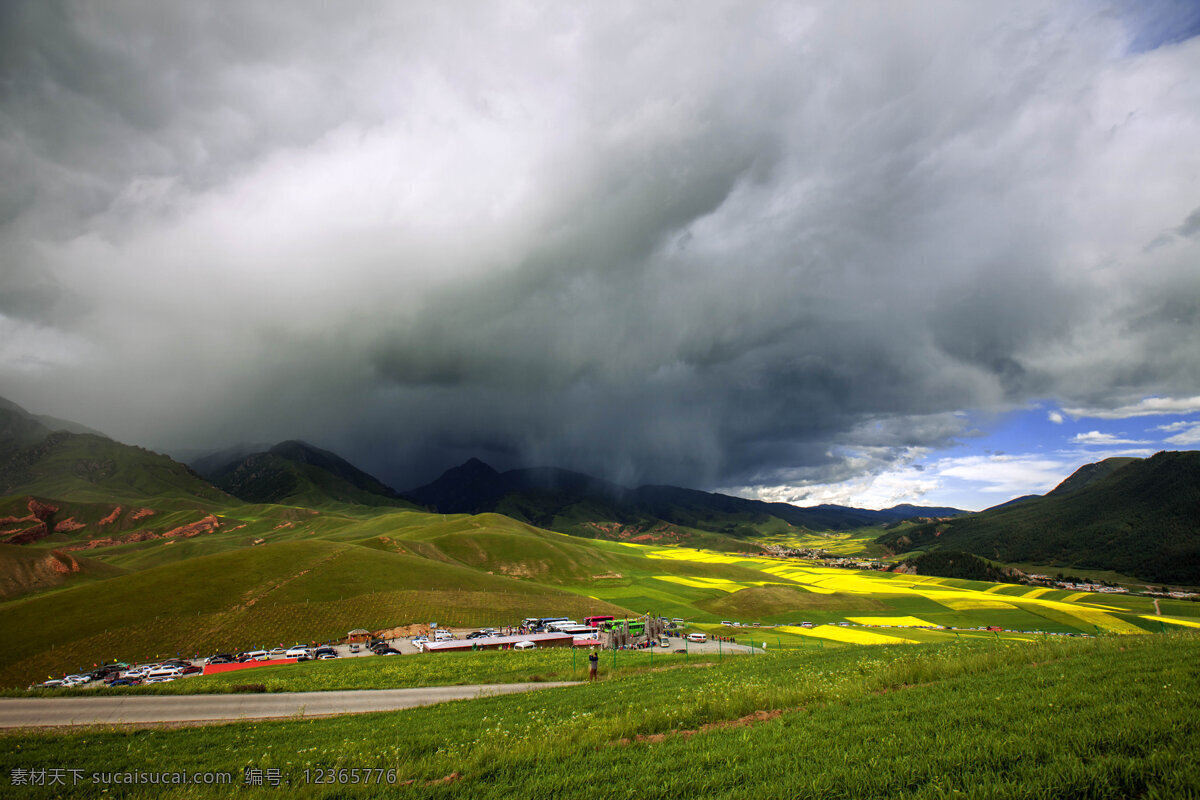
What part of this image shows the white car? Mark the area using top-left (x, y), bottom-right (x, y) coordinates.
top-left (687, 633), bottom-right (707, 643)
top-left (146, 666), bottom-right (184, 681)
top-left (285, 647), bottom-right (311, 659)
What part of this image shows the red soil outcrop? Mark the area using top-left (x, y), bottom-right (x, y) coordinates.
top-left (161, 515), bottom-right (220, 539)
top-left (62, 514), bottom-right (221, 552)
top-left (4, 499), bottom-right (60, 544)
top-left (47, 550), bottom-right (81, 575)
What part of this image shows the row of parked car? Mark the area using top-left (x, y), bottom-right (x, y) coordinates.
top-left (37, 657), bottom-right (204, 689)
top-left (217, 645), bottom-right (341, 663)
top-left (33, 645), bottom-right (344, 689)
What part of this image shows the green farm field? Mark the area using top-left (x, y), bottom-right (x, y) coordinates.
top-left (2, 633), bottom-right (1197, 798)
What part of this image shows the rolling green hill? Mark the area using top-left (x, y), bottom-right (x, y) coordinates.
top-left (0, 429), bottom-right (232, 509)
top-left (0, 536), bottom-right (635, 687)
top-left (878, 451), bottom-right (1200, 584)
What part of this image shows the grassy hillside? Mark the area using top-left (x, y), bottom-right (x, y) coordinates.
top-left (878, 451), bottom-right (1200, 584)
top-left (2, 633), bottom-right (1197, 798)
top-left (0, 536), bottom-right (633, 687)
top-left (0, 543), bottom-right (126, 600)
top-left (0, 431), bottom-right (232, 508)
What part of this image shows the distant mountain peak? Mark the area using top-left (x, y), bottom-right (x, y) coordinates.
top-left (203, 440), bottom-right (407, 508)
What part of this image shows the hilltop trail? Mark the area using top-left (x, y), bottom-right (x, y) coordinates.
top-left (1154, 599), bottom-right (1162, 615)
top-left (0, 682), bottom-right (578, 728)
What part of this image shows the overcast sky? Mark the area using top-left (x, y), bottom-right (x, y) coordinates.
top-left (2, 1), bottom-right (1199, 509)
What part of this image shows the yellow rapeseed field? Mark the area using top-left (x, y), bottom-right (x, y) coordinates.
top-left (847, 616), bottom-right (937, 627)
top-left (778, 624), bottom-right (919, 645)
top-left (614, 541), bottom-right (1156, 637)
top-left (1144, 615), bottom-right (1200, 629)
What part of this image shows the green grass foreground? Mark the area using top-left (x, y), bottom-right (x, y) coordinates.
top-left (2, 633), bottom-right (1198, 798)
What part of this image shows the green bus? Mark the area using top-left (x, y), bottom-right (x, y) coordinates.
top-left (602, 618), bottom-right (645, 636)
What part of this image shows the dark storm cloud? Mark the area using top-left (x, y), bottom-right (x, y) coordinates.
top-left (2, 2), bottom-right (1199, 493)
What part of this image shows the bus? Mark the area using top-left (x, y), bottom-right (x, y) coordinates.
top-left (523, 617), bottom-right (569, 629)
top-left (584, 615), bottom-right (614, 628)
top-left (601, 618), bottom-right (645, 636)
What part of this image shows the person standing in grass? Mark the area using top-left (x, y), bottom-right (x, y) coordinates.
top-left (588, 651), bottom-right (599, 680)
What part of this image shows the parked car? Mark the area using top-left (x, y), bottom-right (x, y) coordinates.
top-left (348, 643), bottom-right (361, 653)
top-left (237, 650), bottom-right (269, 662)
top-left (317, 652), bottom-right (338, 660)
top-left (374, 647), bottom-right (400, 656)
top-left (204, 653), bottom-right (234, 665)
top-left (146, 666), bottom-right (184, 681)
top-left (268, 648), bottom-right (288, 658)
top-left (659, 636), bottom-right (670, 647)
top-left (285, 647), bottom-right (311, 659)
top-left (37, 679), bottom-right (64, 688)
top-left (143, 675), bottom-right (175, 683)
top-left (513, 641), bottom-right (536, 650)
top-left (89, 665), bottom-right (122, 681)
top-left (181, 665), bottom-right (203, 675)
top-left (687, 633), bottom-right (707, 643)
top-left (108, 678), bottom-right (141, 687)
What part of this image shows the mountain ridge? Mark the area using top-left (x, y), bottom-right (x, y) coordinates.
top-left (403, 458), bottom-right (967, 541)
top-left (876, 451), bottom-right (1200, 584)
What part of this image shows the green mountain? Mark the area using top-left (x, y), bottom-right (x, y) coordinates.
top-left (0, 402), bottom-right (230, 509)
top-left (202, 440), bottom-right (418, 509)
top-left (876, 451), bottom-right (1200, 584)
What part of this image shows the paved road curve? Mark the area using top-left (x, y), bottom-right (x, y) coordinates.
top-left (0, 682), bottom-right (578, 728)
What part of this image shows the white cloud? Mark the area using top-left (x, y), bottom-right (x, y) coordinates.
top-left (730, 452), bottom-right (1077, 512)
top-left (1157, 421), bottom-right (1193, 432)
top-left (1164, 423), bottom-right (1200, 446)
top-left (1070, 431), bottom-right (1150, 446)
top-left (1063, 396), bottom-right (1200, 419)
top-left (1047, 410), bottom-right (1065, 424)
top-left (934, 454), bottom-right (1073, 497)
